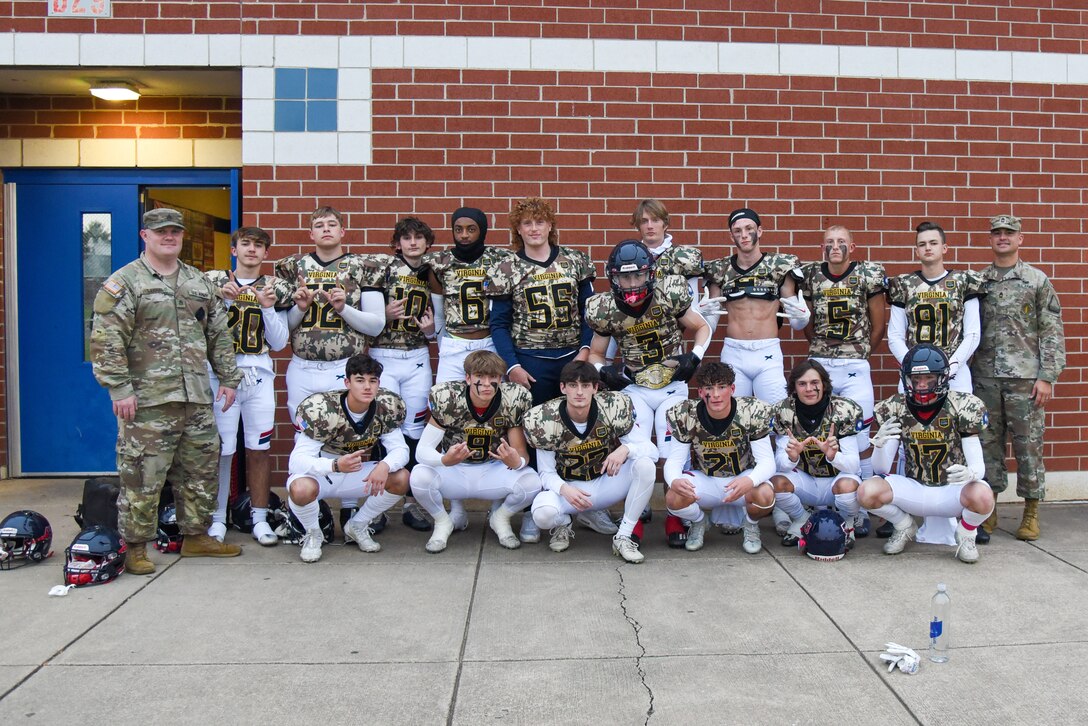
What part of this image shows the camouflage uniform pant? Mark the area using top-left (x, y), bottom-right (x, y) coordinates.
top-left (974, 376), bottom-right (1046, 499)
top-left (116, 402), bottom-right (221, 542)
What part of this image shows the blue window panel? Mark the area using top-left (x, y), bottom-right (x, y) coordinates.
top-left (307, 68), bottom-right (338, 100)
top-left (306, 100), bottom-right (338, 132)
top-left (274, 100), bottom-right (306, 132)
top-left (275, 68), bottom-right (306, 100)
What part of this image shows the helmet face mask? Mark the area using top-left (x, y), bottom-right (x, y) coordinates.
top-left (798, 510), bottom-right (848, 561)
top-left (64, 526), bottom-right (127, 586)
top-left (271, 499), bottom-right (335, 545)
top-left (901, 344), bottom-right (950, 408)
top-left (155, 503), bottom-right (183, 553)
top-left (229, 491), bottom-right (283, 533)
top-left (0, 510), bottom-right (53, 570)
top-left (607, 240), bottom-right (655, 309)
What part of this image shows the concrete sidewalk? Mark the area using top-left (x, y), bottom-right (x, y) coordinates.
top-left (1, 478), bottom-right (1086, 725)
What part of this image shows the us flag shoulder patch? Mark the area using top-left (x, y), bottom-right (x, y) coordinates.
top-left (103, 279), bottom-right (124, 298)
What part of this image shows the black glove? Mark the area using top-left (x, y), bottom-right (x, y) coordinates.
top-left (599, 364), bottom-right (632, 391)
top-left (669, 352), bottom-right (701, 382)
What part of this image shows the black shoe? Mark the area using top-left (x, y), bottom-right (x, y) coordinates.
top-left (339, 507), bottom-right (358, 539)
top-left (876, 520), bottom-right (894, 538)
top-left (369, 512), bottom-right (388, 535)
top-left (639, 506), bottom-right (653, 523)
top-left (975, 527), bottom-right (991, 545)
top-left (781, 533), bottom-right (800, 547)
top-left (666, 515), bottom-right (688, 548)
top-left (855, 516), bottom-right (871, 538)
top-left (401, 503), bottom-right (433, 532)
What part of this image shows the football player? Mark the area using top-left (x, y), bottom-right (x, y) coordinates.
top-left (631, 198), bottom-right (704, 305)
top-left (275, 206), bottom-right (388, 528)
top-left (524, 361), bottom-right (658, 563)
top-left (858, 344), bottom-right (994, 563)
top-left (409, 351), bottom-right (542, 553)
top-left (286, 354), bottom-right (411, 563)
top-left (770, 359), bottom-right (865, 548)
top-left (369, 217), bottom-right (438, 531)
top-left (886, 221), bottom-right (984, 394)
top-left (663, 362), bottom-right (778, 554)
top-left (586, 239), bottom-right (711, 548)
top-left (205, 227), bottom-right (291, 546)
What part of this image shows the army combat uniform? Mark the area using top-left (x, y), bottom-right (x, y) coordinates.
top-left (971, 260), bottom-right (1065, 499)
top-left (90, 254), bottom-right (240, 543)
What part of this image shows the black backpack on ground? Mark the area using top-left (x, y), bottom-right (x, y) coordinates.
top-left (74, 476), bottom-right (120, 530)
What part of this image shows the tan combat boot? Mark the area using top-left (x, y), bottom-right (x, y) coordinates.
top-left (982, 505), bottom-right (998, 534)
top-left (1016, 499), bottom-right (1040, 541)
top-left (126, 541), bottom-right (156, 575)
top-left (180, 534), bottom-right (242, 558)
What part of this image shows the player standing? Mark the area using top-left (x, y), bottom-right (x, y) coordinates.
top-left (205, 227), bottom-right (291, 545)
top-left (631, 199), bottom-right (704, 305)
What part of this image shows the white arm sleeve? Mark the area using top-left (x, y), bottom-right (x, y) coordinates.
top-left (287, 304), bottom-right (305, 330)
top-left (618, 425), bottom-right (659, 462)
top-left (775, 433), bottom-right (799, 472)
top-left (950, 298), bottom-right (981, 368)
top-left (830, 434), bottom-right (861, 476)
top-left (430, 294), bottom-right (445, 337)
top-left (261, 307), bottom-right (290, 351)
top-left (748, 436), bottom-right (777, 485)
top-left (663, 441), bottom-right (692, 485)
top-left (415, 423), bottom-right (446, 468)
top-left (379, 429), bottom-right (410, 472)
top-left (871, 439), bottom-right (898, 477)
top-left (288, 434), bottom-right (333, 477)
top-left (338, 290), bottom-right (386, 337)
top-left (535, 449), bottom-right (566, 493)
top-left (888, 306), bottom-right (909, 364)
top-left (962, 435), bottom-right (986, 481)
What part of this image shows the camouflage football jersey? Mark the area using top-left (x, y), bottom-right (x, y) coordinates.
top-left (800, 260), bottom-right (887, 359)
top-left (274, 252), bottom-right (385, 361)
top-left (523, 391), bottom-right (634, 482)
top-left (370, 253), bottom-right (431, 351)
top-left (487, 246), bottom-right (595, 350)
top-left (704, 252), bottom-right (801, 302)
top-left (654, 245), bottom-right (704, 280)
top-left (428, 381), bottom-right (533, 464)
top-left (872, 391), bottom-right (987, 487)
top-left (205, 270), bottom-right (294, 357)
top-left (295, 389), bottom-right (407, 461)
top-left (586, 274), bottom-right (692, 371)
top-left (667, 397), bottom-right (775, 478)
top-left (772, 396), bottom-right (865, 478)
top-left (886, 270), bottom-right (985, 359)
top-left (426, 247), bottom-right (513, 336)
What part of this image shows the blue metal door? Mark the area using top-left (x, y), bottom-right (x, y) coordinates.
top-left (6, 169), bottom-right (237, 475)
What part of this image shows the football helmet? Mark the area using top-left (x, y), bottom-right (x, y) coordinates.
top-left (64, 526), bottom-right (127, 586)
top-left (155, 502), bottom-right (184, 553)
top-left (272, 499), bottom-right (335, 545)
top-left (798, 509), bottom-right (848, 562)
top-left (228, 490), bottom-right (283, 533)
top-left (901, 343), bottom-right (950, 408)
top-left (0, 510), bottom-right (53, 569)
top-left (607, 239), bottom-right (655, 307)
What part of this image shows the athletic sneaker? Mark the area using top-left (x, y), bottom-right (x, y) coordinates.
top-left (883, 520), bottom-right (918, 555)
top-left (426, 516), bottom-right (455, 554)
top-left (576, 509), bottom-right (619, 535)
top-left (685, 516), bottom-right (708, 552)
top-left (780, 512), bottom-right (811, 547)
top-left (772, 507), bottom-right (791, 537)
top-left (401, 502), bottom-right (433, 532)
top-left (300, 528), bottom-right (323, 563)
top-left (954, 523), bottom-right (980, 564)
top-left (742, 519), bottom-right (763, 554)
top-left (489, 508), bottom-right (521, 549)
top-left (450, 501), bottom-right (469, 531)
top-left (520, 514), bottom-right (541, 543)
top-left (549, 523), bottom-right (574, 553)
top-left (343, 520), bottom-right (381, 553)
top-left (612, 534), bottom-right (645, 564)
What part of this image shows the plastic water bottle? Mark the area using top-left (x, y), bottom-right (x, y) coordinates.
top-left (929, 583), bottom-right (950, 663)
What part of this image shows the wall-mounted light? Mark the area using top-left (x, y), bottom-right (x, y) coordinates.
top-left (89, 81), bottom-right (140, 101)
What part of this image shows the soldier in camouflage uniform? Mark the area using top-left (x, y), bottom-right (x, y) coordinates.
top-left (587, 240), bottom-right (711, 547)
top-left (886, 221), bottom-right (985, 394)
top-left (663, 362), bottom-right (779, 554)
top-left (90, 207), bottom-right (243, 574)
top-left (410, 351), bottom-right (542, 552)
top-left (859, 344), bottom-right (994, 563)
top-left (971, 214), bottom-right (1066, 541)
top-left (205, 226), bottom-right (293, 546)
top-left (275, 206), bottom-right (387, 526)
top-left (770, 359), bottom-right (865, 548)
top-left (489, 197), bottom-right (596, 406)
top-left (525, 361), bottom-right (659, 563)
top-left (287, 354), bottom-right (410, 562)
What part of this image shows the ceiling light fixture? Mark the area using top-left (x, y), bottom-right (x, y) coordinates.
top-left (89, 81), bottom-right (140, 101)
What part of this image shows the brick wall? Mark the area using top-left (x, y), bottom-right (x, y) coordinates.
top-left (4, 1), bottom-right (1086, 53)
top-left (0, 95), bottom-right (241, 140)
top-left (245, 67), bottom-right (1088, 476)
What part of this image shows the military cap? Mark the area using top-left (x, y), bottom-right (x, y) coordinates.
top-left (989, 214), bottom-right (1021, 232)
top-left (143, 208), bottom-right (186, 230)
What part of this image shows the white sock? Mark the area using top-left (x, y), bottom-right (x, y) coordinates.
top-left (774, 491), bottom-right (805, 519)
top-left (834, 492), bottom-right (860, 521)
top-left (871, 503), bottom-right (910, 529)
top-left (668, 502), bottom-right (703, 522)
top-left (961, 507), bottom-right (990, 528)
top-left (341, 498), bottom-right (359, 510)
top-left (290, 499), bottom-right (320, 532)
top-left (212, 455), bottom-right (232, 524)
top-left (744, 514), bottom-right (760, 526)
top-left (353, 491), bottom-right (401, 525)
top-left (250, 507), bottom-right (268, 527)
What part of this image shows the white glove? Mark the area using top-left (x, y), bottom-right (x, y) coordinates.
top-left (880, 642), bottom-right (920, 674)
top-left (779, 294), bottom-right (810, 330)
top-left (698, 296), bottom-right (728, 317)
top-left (945, 463), bottom-right (978, 484)
top-left (870, 420), bottom-right (902, 448)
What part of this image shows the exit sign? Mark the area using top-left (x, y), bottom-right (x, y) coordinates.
top-left (49, 0), bottom-right (111, 16)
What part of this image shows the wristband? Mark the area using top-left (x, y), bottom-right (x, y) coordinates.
top-left (510, 456), bottom-right (527, 471)
top-left (332, 458), bottom-right (340, 473)
top-left (691, 342), bottom-right (707, 360)
top-left (593, 362), bottom-right (604, 371)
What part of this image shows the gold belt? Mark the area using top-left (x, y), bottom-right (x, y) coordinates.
top-left (633, 362), bottom-right (675, 390)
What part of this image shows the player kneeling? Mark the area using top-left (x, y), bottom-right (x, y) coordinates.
top-left (524, 362), bottom-right (658, 563)
top-left (286, 354), bottom-right (410, 563)
top-left (410, 351), bottom-right (542, 553)
top-left (770, 359), bottom-right (865, 549)
top-left (858, 344), bottom-right (994, 564)
top-left (663, 362), bottom-right (777, 554)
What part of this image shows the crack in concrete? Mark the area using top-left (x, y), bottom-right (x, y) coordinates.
top-left (615, 563), bottom-right (655, 725)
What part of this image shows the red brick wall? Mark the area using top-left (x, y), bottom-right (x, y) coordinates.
top-left (3, 1), bottom-right (1086, 53)
top-left (0, 96), bottom-right (241, 140)
top-left (246, 68), bottom-right (1088, 476)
